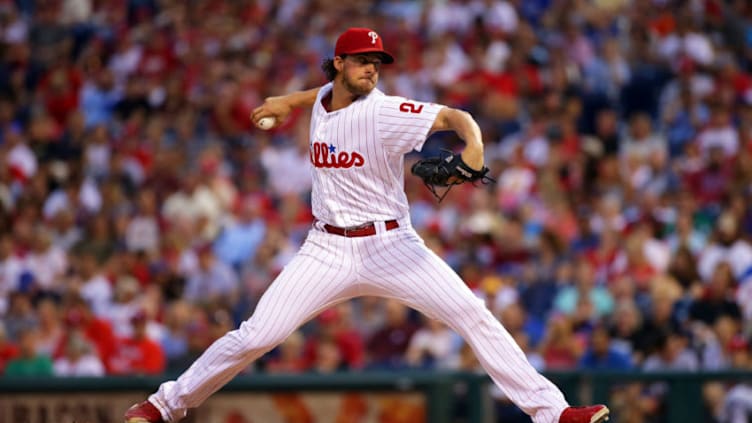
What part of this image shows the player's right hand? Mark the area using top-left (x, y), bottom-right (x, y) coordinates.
top-left (251, 96), bottom-right (291, 129)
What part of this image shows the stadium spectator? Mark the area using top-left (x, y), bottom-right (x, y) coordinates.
top-left (164, 309), bottom-right (211, 374)
top-left (553, 258), bottom-right (614, 319)
top-left (349, 297), bottom-right (387, 340)
top-left (643, 328), bottom-right (698, 372)
top-left (52, 330), bottom-right (105, 377)
top-left (109, 309), bottom-right (165, 375)
top-left (25, 227), bottom-right (67, 293)
top-left (698, 213), bottom-right (752, 284)
top-left (405, 316), bottom-right (460, 370)
top-left (608, 299), bottom-right (643, 364)
top-left (641, 328), bottom-right (700, 420)
top-left (55, 295), bottom-right (117, 373)
top-left (183, 243), bottom-right (238, 307)
top-left (124, 187), bottom-right (161, 254)
top-left (4, 124), bottom-right (37, 184)
top-left (33, 296), bottom-right (64, 357)
top-left (689, 262), bottom-right (743, 327)
top-left (303, 305), bottom-right (365, 371)
top-left (540, 315), bottom-right (582, 370)
top-left (717, 337), bottom-right (752, 421)
top-left (0, 234), bottom-right (25, 315)
top-left (159, 300), bottom-right (190, 367)
top-left (266, 331), bottom-right (307, 374)
top-left (0, 322), bottom-right (19, 375)
top-left (213, 193), bottom-right (267, 270)
top-left (721, 382), bottom-right (752, 423)
top-left (366, 300), bottom-right (419, 370)
top-left (74, 247), bottom-right (112, 316)
top-left (579, 323), bottom-right (633, 370)
top-left (4, 327), bottom-right (53, 376)
top-left (498, 300), bottom-right (545, 349)
top-left (4, 290), bottom-right (38, 341)
top-left (80, 68), bottom-right (119, 128)
top-left (310, 339), bottom-right (344, 374)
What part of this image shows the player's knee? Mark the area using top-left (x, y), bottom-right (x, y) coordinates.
top-left (450, 298), bottom-right (494, 331)
top-left (236, 320), bottom-right (289, 352)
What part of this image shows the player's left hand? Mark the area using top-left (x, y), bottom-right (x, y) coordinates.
top-left (251, 96), bottom-right (292, 129)
top-left (411, 151), bottom-right (494, 202)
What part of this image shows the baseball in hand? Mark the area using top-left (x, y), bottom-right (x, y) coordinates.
top-left (257, 116), bottom-right (276, 130)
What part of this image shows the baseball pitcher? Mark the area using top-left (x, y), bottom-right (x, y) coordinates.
top-left (125, 28), bottom-right (609, 423)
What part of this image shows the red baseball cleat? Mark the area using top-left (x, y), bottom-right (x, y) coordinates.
top-left (124, 401), bottom-right (165, 423)
top-left (559, 405), bottom-right (610, 423)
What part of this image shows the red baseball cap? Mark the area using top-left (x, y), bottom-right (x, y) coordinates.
top-left (334, 27), bottom-right (394, 64)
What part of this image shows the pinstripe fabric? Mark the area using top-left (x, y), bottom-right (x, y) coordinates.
top-left (354, 227), bottom-right (569, 423)
top-left (150, 230), bottom-right (362, 421)
top-left (147, 84), bottom-right (572, 423)
top-left (309, 83), bottom-right (441, 227)
top-left (150, 227), bottom-right (569, 423)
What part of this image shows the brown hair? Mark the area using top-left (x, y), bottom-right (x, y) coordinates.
top-left (321, 56), bottom-right (343, 81)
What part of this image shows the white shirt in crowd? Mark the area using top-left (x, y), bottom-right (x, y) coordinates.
top-left (53, 354), bottom-right (105, 377)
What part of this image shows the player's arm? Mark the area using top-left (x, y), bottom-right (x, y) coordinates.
top-left (430, 107), bottom-right (485, 171)
top-left (250, 87), bottom-right (321, 129)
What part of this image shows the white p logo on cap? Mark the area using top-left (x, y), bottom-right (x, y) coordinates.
top-left (368, 31), bottom-right (378, 45)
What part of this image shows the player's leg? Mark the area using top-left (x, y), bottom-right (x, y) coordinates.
top-left (143, 231), bottom-right (359, 422)
top-left (358, 228), bottom-right (590, 423)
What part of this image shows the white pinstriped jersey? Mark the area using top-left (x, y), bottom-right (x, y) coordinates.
top-left (309, 82), bottom-right (443, 227)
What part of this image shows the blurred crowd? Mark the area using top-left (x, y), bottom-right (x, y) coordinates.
top-left (0, 0), bottom-right (751, 421)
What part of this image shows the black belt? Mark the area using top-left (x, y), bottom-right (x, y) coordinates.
top-left (322, 220), bottom-right (399, 237)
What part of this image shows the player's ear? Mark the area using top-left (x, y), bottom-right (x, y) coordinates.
top-left (334, 56), bottom-right (345, 72)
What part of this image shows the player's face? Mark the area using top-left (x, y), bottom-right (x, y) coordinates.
top-left (340, 54), bottom-right (381, 95)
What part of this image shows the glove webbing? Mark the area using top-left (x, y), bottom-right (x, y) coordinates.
top-left (423, 151), bottom-right (495, 203)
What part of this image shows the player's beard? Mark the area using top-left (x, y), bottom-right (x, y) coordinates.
top-left (342, 72), bottom-right (376, 96)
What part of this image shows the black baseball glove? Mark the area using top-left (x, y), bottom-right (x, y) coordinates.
top-left (411, 150), bottom-right (494, 202)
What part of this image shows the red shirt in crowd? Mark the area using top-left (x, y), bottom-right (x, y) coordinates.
top-left (38, 65), bottom-right (83, 125)
top-left (303, 330), bottom-right (365, 370)
top-left (110, 335), bottom-right (165, 375)
top-left (55, 312), bottom-right (118, 373)
top-left (0, 342), bottom-right (19, 375)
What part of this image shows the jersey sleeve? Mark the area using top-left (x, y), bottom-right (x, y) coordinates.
top-left (377, 96), bottom-right (444, 154)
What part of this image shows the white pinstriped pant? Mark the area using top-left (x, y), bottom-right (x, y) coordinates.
top-left (150, 220), bottom-right (569, 423)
